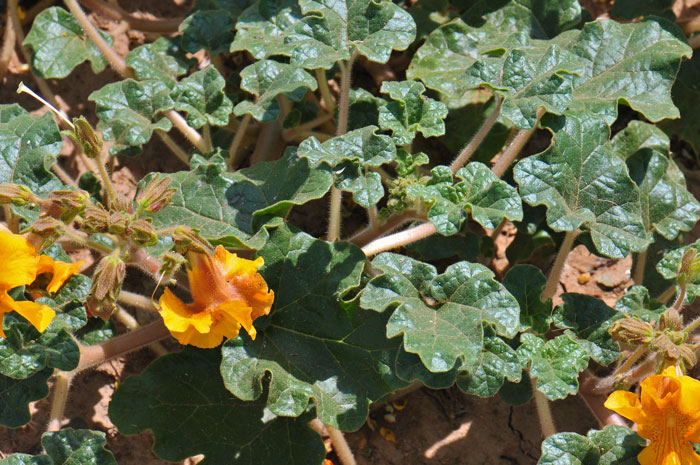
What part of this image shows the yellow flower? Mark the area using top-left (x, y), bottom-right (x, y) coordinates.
top-left (605, 366), bottom-right (700, 465)
top-left (0, 226), bottom-right (83, 338)
top-left (158, 246), bottom-right (274, 349)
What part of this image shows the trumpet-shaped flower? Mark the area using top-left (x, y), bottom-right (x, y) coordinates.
top-left (158, 246), bottom-right (274, 349)
top-left (0, 226), bottom-right (83, 338)
top-left (605, 366), bottom-right (700, 465)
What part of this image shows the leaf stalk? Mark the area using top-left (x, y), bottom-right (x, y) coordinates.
top-left (541, 230), bottom-right (578, 302)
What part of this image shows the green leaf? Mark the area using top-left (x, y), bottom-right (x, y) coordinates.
top-left (361, 253), bottom-right (520, 373)
top-left (297, 126), bottom-right (396, 207)
top-left (557, 18), bottom-right (691, 124)
top-left (180, 0), bottom-right (255, 55)
top-left (0, 108), bottom-right (62, 194)
top-left (611, 0), bottom-right (674, 20)
top-left (409, 0), bottom-right (453, 41)
top-left (125, 37), bottom-right (194, 88)
top-left (455, 326), bottom-right (521, 397)
top-left (42, 429), bottom-right (117, 465)
top-left (172, 66), bottom-right (233, 128)
top-left (378, 80), bottom-right (448, 145)
top-left (149, 152), bottom-right (327, 249)
top-left (441, 99), bottom-right (510, 162)
top-left (615, 286), bottom-right (665, 322)
top-left (394, 348), bottom-right (458, 389)
top-left (110, 348), bottom-right (325, 465)
top-left (0, 367), bottom-right (51, 427)
top-left (230, 0), bottom-right (304, 58)
top-left (220, 227), bottom-right (408, 431)
top-left (284, 0), bottom-right (416, 69)
top-left (405, 231), bottom-right (480, 262)
top-left (538, 425), bottom-right (644, 465)
top-left (553, 294), bottom-right (619, 365)
top-left (518, 333), bottom-right (588, 400)
top-left (503, 264), bottom-right (551, 335)
top-left (660, 53), bottom-right (700, 156)
top-left (607, 121), bottom-right (700, 241)
top-left (514, 113), bottom-right (648, 258)
top-left (24, 7), bottom-right (111, 78)
top-left (0, 455), bottom-right (51, 465)
top-left (89, 79), bottom-right (174, 156)
top-left (498, 372), bottom-right (533, 406)
top-left (347, 88), bottom-right (383, 131)
top-left (234, 60), bottom-right (317, 122)
top-left (410, 162), bottom-right (522, 235)
top-left (657, 237), bottom-right (700, 304)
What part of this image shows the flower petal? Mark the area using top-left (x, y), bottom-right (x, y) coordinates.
top-left (213, 246), bottom-right (263, 279)
top-left (605, 390), bottom-right (646, 424)
top-left (159, 288), bottom-right (212, 334)
top-left (0, 291), bottom-right (55, 333)
top-left (212, 300), bottom-right (254, 340)
top-left (37, 256), bottom-right (84, 293)
top-left (0, 227), bottom-right (39, 289)
top-left (168, 327), bottom-right (225, 349)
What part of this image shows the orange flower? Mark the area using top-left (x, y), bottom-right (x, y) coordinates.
top-left (605, 366), bottom-right (700, 465)
top-left (158, 246), bottom-right (274, 349)
top-left (0, 226), bottom-right (83, 338)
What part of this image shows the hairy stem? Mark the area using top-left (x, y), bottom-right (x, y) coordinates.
top-left (657, 286), bottom-right (677, 305)
top-left (672, 283), bottom-right (688, 311)
top-left (315, 68), bottom-right (336, 115)
top-left (578, 373), bottom-right (627, 428)
top-left (115, 307), bottom-right (168, 356)
top-left (202, 123), bottom-right (212, 153)
top-left (684, 316), bottom-right (700, 334)
top-left (95, 151), bottom-right (117, 207)
top-left (46, 371), bottom-right (73, 432)
top-left (349, 210), bottom-right (423, 247)
top-left (228, 113), bottom-right (252, 171)
top-left (62, 228), bottom-right (114, 254)
top-left (164, 110), bottom-right (207, 153)
top-left (117, 290), bottom-right (157, 312)
top-left (51, 163), bottom-right (79, 189)
top-left (531, 376), bottom-right (556, 437)
top-left (0, 0), bottom-right (16, 81)
top-left (327, 186), bottom-right (342, 242)
top-left (633, 249), bottom-right (647, 286)
top-left (541, 230), bottom-right (578, 302)
top-left (361, 222), bottom-right (437, 257)
top-left (326, 424), bottom-right (357, 465)
top-left (491, 125), bottom-right (537, 178)
top-left (156, 129), bottom-right (189, 166)
top-left (450, 97), bottom-right (502, 174)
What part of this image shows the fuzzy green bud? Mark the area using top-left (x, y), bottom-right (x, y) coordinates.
top-left (0, 184), bottom-right (34, 206)
top-left (87, 255), bottom-right (126, 320)
top-left (136, 175), bottom-right (176, 213)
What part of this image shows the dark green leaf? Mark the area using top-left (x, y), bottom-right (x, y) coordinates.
top-left (180, 0), bottom-right (255, 54)
top-left (405, 231), bottom-right (480, 262)
top-left (347, 89), bottom-right (383, 131)
top-left (230, 0), bottom-right (303, 58)
top-left (514, 113), bottom-right (648, 258)
top-left (378, 80), bottom-right (448, 145)
top-left (234, 60), bottom-right (317, 122)
top-left (24, 7), bottom-right (111, 78)
top-left (41, 429), bottom-right (117, 465)
top-left (660, 53), bottom-right (700, 155)
top-left (0, 455), bottom-right (51, 465)
top-left (125, 37), bottom-right (194, 87)
top-left (503, 264), bottom-right (551, 335)
top-left (517, 333), bottom-right (588, 400)
top-left (394, 348), bottom-right (458, 389)
top-left (0, 367), bottom-right (51, 427)
top-left (498, 372), bottom-right (532, 406)
top-left (614, 286), bottom-right (665, 322)
top-left (0, 107), bottom-right (62, 194)
top-left (172, 66), bottom-right (233, 128)
top-left (610, 0), bottom-right (674, 20)
top-left (441, 99), bottom-right (510, 163)
top-left (538, 425), bottom-right (644, 465)
top-left (89, 79), bottom-right (174, 155)
top-left (110, 348), bottom-right (325, 465)
top-left (361, 253), bottom-right (519, 373)
top-left (221, 227), bottom-right (408, 431)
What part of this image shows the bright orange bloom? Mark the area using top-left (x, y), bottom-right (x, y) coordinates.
top-left (605, 366), bottom-right (700, 465)
top-left (0, 226), bottom-right (83, 338)
top-left (158, 246), bottom-right (274, 349)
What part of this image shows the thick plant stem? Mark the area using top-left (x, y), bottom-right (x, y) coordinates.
top-left (657, 286), bottom-right (677, 305)
top-left (115, 307), bottom-right (168, 356)
top-left (450, 97), bottom-right (502, 174)
top-left (541, 230), bottom-right (578, 302)
top-left (156, 130), bottom-right (189, 166)
top-left (47, 371), bottom-right (73, 432)
top-left (315, 68), bottom-right (336, 115)
top-left (326, 424), bottom-right (357, 465)
top-left (491, 125), bottom-right (537, 178)
top-left (64, 0), bottom-right (135, 79)
top-left (349, 210), bottom-right (423, 247)
top-left (327, 56), bottom-right (355, 242)
top-left (531, 377), bottom-right (556, 438)
top-left (165, 110), bottom-right (207, 153)
top-left (228, 113), bottom-right (251, 170)
top-left (0, 0), bottom-right (16, 81)
top-left (633, 249), bottom-right (647, 285)
top-left (51, 163), bottom-right (79, 189)
top-left (117, 290), bottom-right (157, 311)
top-left (362, 222), bottom-right (437, 257)
top-left (96, 152), bottom-right (117, 207)
top-left (76, 320), bottom-right (170, 372)
top-left (578, 373), bottom-right (627, 428)
top-left (62, 228), bottom-right (114, 254)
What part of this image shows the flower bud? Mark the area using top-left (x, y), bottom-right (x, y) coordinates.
top-left (610, 317), bottom-right (654, 345)
top-left (0, 184), bottom-right (34, 206)
top-left (107, 211), bottom-right (128, 235)
top-left (660, 308), bottom-right (683, 331)
top-left (130, 218), bottom-right (158, 246)
top-left (678, 248), bottom-right (700, 288)
top-left (30, 217), bottom-right (65, 239)
top-left (47, 190), bottom-right (89, 221)
top-left (172, 226), bottom-right (212, 255)
top-left (81, 205), bottom-right (110, 233)
top-left (136, 175), bottom-right (176, 213)
top-left (66, 117), bottom-right (103, 159)
top-left (159, 251), bottom-right (186, 281)
top-left (87, 255), bottom-right (126, 320)
top-left (111, 193), bottom-right (133, 214)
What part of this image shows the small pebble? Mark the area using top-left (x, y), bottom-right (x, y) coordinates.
top-left (578, 272), bottom-right (591, 284)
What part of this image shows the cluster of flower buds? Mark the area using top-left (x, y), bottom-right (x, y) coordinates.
top-left (136, 175), bottom-right (176, 214)
top-left (87, 255), bottom-right (126, 320)
top-left (79, 203), bottom-right (158, 247)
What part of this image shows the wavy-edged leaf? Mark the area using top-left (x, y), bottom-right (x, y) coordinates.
top-left (89, 79), bottom-right (174, 156)
top-left (615, 286), bottom-right (665, 322)
top-left (538, 425), bottom-right (645, 465)
top-left (125, 37), bottom-right (194, 88)
top-left (514, 112), bottom-right (648, 258)
top-left (230, 0), bottom-right (304, 58)
top-left (0, 455), bottom-right (51, 465)
top-left (556, 18), bottom-right (691, 124)
top-left (455, 326), bottom-right (521, 397)
top-left (503, 264), bottom-right (551, 335)
top-left (360, 253), bottom-right (519, 373)
top-left (172, 66), bottom-right (233, 128)
top-left (611, 0), bottom-right (674, 21)
top-left (0, 108), bottom-right (62, 194)
top-left (553, 294), bottom-right (619, 366)
top-left (660, 53), bottom-right (700, 156)
top-left (517, 333), bottom-right (588, 400)
top-left (378, 80), bottom-right (448, 145)
top-left (180, 0), bottom-right (255, 54)
top-left (608, 121), bottom-right (700, 241)
top-left (348, 88), bottom-right (383, 131)
top-left (0, 367), bottom-right (51, 427)
top-left (24, 7), bottom-right (111, 78)
top-left (410, 162), bottom-right (522, 235)
top-left (220, 226), bottom-right (408, 431)
top-left (110, 348), bottom-right (325, 465)
top-left (42, 429), bottom-right (117, 465)
top-left (234, 60), bottom-right (317, 122)
top-left (284, 0), bottom-right (416, 69)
